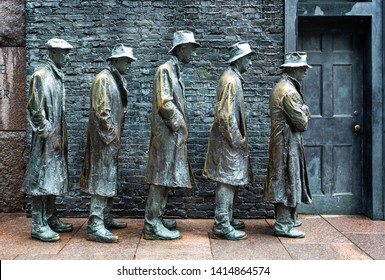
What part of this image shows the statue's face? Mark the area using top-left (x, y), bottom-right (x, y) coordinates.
top-left (50, 49), bottom-right (70, 68)
top-left (238, 54), bottom-right (252, 74)
top-left (291, 67), bottom-right (308, 81)
top-left (178, 43), bottom-right (197, 64)
top-left (112, 57), bottom-right (132, 74)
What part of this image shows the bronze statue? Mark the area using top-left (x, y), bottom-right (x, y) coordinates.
top-left (79, 44), bottom-right (136, 243)
top-left (203, 42), bottom-right (254, 240)
top-left (23, 38), bottom-right (73, 242)
top-left (143, 30), bottom-right (200, 240)
top-left (264, 52), bottom-right (312, 238)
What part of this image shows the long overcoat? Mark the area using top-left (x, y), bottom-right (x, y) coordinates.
top-left (22, 61), bottom-right (69, 195)
top-left (203, 67), bottom-right (253, 186)
top-left (264, 74), bottom-right (312, 207)
top-left (79, 66), bottom-right (128, 197)
top-left (144, 56), bottom-right (194, 188)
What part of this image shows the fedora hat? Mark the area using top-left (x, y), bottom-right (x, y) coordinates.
top-left (227, 41), bottom-right (255, 63)
top-left (107, 44), bottom-right (137, 61)
top-left (168, 30), bottom-right (201, 54)
top-left (280, 52), bottom-right (312, 68)
top-left (45, 38), bottom-right (73, 50)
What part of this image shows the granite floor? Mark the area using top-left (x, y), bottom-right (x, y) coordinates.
top-left (1, 213), bottom-right (385, 260)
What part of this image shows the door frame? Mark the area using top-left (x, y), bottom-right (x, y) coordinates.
top-left (284, 0), bottom-right (384, 219)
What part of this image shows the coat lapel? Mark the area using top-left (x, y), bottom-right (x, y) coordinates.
top-left (170, 56), bottom-right (186, 119)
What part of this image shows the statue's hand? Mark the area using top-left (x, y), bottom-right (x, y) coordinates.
top-left (176, 124), bottom-right (188, 147)
top-left (233, 136), bottom-right (246, 149)
top-left (52, 135), bottom-right (61, 152)
top-left (302, 104), bottom-right (311, 119)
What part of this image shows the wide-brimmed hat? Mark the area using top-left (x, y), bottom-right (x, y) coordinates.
top-left (227, 41), bottom-right (255, 63)
top-left (45, 38), bottom-right (73, 50)
top-left (107, 44), bottom-right (137, 61)
top-left (280, 52), bottom-right (312, 68)
top-left (168, 30), bottom-right (201, 54)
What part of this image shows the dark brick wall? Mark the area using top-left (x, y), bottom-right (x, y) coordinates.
top-left (25, 0), bottom-right (285, 219)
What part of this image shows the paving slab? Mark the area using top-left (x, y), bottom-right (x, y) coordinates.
top-left (210, 219), bottom-right (291, 260)
top-left (283, 243), bottom-right (372, 260)
top-left (135, 219), bottom-right (213, 260)
top-left (267, 215), bottom-right (351, 244)
top-left (0, 254), bottom-right (18, 260)
top-left (0, 214), bottom-right (85, 257)
top-left (1, 214), bottom-right (385, 260)
top-left (342, 233), bottom-right (385, 260)
top-left (322, 215), bottom-right (385, 233)
top-left (57, 218), bottom-right (142, 260)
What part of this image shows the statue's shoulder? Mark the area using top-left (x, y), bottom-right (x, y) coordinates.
top-left (94, 69), bottom-right (112, 81)
top-left (157, 60), bottom-right (172, 71)
top-left (221, 68), bottom-right (237, 84)
top-left (31, 64), bottom-right (51, 80)
top-left (276, 76), bottom-right (294, 89)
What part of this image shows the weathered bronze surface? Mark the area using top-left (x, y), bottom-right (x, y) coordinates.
top-left (203, 42), bottom-right (254, 240)
top-left (143, 30), bottom-right (200, 240)
top-left (79, 44), bottom-right (136, 243)
top-left (23, 38), bottom-right (73, 242)
top-left (264, 52), bottom-right (312, 238)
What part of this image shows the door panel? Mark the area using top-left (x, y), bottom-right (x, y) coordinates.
top-left (298, 20), bottom-right (364, 214)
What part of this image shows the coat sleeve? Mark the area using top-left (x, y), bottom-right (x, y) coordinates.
top-left (91, 75), bottom-right (116, 144)
top-left (281, 90), bottom-right (309, 132)
top-left (156, 67), bottom-right (185, 132)
top-left (217, 80), bottom-right (244, 147)
top-left (27, 72), bottom-right (52, 139)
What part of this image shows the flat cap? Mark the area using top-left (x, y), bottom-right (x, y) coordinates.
top-left (45, 38), bottom-right (73, 50)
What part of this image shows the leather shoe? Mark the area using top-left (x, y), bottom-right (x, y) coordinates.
top-left (31, 225), bottom-right (60, 242)
top-left (212, 227), bottom-right (247, 241)
top-left (162, 219), bottom-right (176, 229)
top-left (275, 228), bottom-right (305, 238)
top-left (230, 219), bottom-right (245, 230)
top-left (293, 219), bottom-right (302, 227)
top-left (105, 219), bottom-right (127, 229)
top-left (87, 227), bottom-right (119, 243)
top-left (48, 216), bottom-right (73, 233)
top-left (144, 223), bottom-right (180, 240)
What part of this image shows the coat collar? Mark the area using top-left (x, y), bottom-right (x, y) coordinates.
top-left (169, 55), bottom-right (185, 91)
top-left (108, 65), bottom-right (129, 108)
top-left (229, 66), bottom-right (245, 82)
top-left (282, 73), bottom-right (304, 99)
top-left (170, 55), bottom-right (182, 77)
top-left (47, 59), bottom-right (65, 81)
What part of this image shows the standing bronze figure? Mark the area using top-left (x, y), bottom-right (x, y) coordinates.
top-left (264, 52), bottom-right (312, 238)
top-left (79, 44), bottom-right (136, 243)
top-left (23, 38), bottom-right (73, 242)
top-left (143, 30), bottom-right (200, 240)
top-left (203, 42), bottom-right (254, 240)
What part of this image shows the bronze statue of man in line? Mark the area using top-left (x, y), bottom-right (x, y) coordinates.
top-left (143, 30), bottom-right (200, 240)
top-left (203, 42), bottom-right (255, 240)
top-left (23, 38), bottom-right (73, 242)
top-left (79, 44), bottom-right (136, 243)
top-left (264, 52), bottom-right (313, 238)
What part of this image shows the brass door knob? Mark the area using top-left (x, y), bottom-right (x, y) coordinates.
top-left (354, 124), bottom-right (361, 133)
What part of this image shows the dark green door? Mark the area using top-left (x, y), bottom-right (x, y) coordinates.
top-left (298, 19), bottom-right (364, 214)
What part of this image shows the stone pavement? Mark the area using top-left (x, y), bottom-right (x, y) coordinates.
top-left (1, 213), bottom-right (385, 260)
